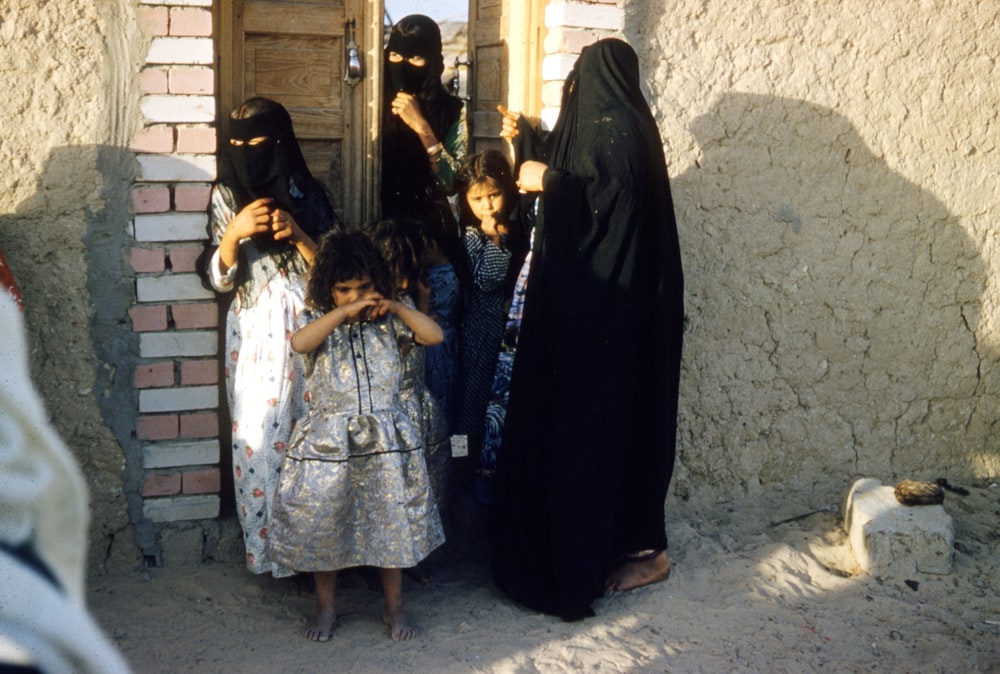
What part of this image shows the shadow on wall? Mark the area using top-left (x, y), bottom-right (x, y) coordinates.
top-left (0, 144), bottom-right (149, 567)
top-left (672, 93), bottom-right (994, 497)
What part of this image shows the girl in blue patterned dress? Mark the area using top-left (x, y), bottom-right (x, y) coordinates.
top-left (268, 231), bottom-right (444, 643)
top-left (453, 151), bottom-right (520, 496)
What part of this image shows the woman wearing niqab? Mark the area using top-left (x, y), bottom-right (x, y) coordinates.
top-left (202, 97), bottom-right (339, 577)
top-left (489, 39), bottom-right (684, 620)
top-left (380, 14), bottom-right (466, 229)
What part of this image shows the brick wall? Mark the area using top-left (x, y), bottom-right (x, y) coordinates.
top-left (539, 0), bottom-right (624, 129)
top-left (131, 0), bottom-right (221, 530)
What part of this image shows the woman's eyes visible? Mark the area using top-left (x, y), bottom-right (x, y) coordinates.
top-left (388, 52), bottom-right (425, 67)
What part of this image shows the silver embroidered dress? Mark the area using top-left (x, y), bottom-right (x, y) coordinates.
top-left (268, 313), bottom-right (444, 571)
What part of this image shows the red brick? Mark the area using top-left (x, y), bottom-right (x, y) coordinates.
top-left (129, 125), bottom-right (174, 154)
top-left (174, 183), bottom-right (212, 212)
top-left (137, 6), bottom-right (169, 36)
top-left (167, 246), bottom-right (203, 273)
top-left (180, 360), bottom-right (218, 386)
top-left (132, 186), bottom-right (170, 213)
top-left (129, 304), bottom-right (168, 332)
top-left (183, 468), bottom-right (221, 495)
top-left (172, 303), bottom-right (218, 329)
top-left (180, 411), bottom-right (219, 438)
top-left (143, 472), bottom-right (182, 497)
top-left (134, 361), bottom-right (174, 388)
top-left (138, 68), bottom-right (169, 94)
top-left (129, 247), bottom-right (166, 273)
top-left (137, 414), bottom-right (179, 441)
top-left (169, 7), bottom-right (213, 37)
top-left (169, 69), bottom-right (214, 96)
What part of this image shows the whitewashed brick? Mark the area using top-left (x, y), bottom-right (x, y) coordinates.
top-left (134, 212), bottom-right (209, 242)
top-left (545, 2), bottom-right (624, 31)
top-left (136, 274), bottom-right (214, 302)
top-left (140, 95), bottom-right (215, 123)
top-left (140, 331), bottom-right (217, 358)
top-left (139, 385), bottom-right (218, 413)
top-left (541, 107), bottom-right (560, 132)
top-left (144, 495), bottom-right (219, 522)
top-left (146, 37), bottom-right (213, 65)
top-left (542, 53), bottom-right (579, 81)
top-left (141, 0), bottom-right (211, 5)
top-left (137, 154), bottom-right (216, 182)
top-left (142, 440), bottom-right (219, 468)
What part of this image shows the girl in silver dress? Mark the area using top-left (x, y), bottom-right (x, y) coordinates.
top-left (268, 231), bottom-right (444, 642)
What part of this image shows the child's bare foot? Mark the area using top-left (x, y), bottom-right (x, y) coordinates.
top-left (383, 608), bottom-right (417, 641)
top-left (303, 607), bottom-right (336, 642)
top-left (605, 550), bottom-right (671, 592)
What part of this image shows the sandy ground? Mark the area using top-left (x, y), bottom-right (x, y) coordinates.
top-left (88, 480), bottom-right (1000, 673)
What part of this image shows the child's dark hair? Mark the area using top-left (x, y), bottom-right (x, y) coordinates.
top-left (307, 231), bottom-right (393, 312)
top-left (361, 219), bottom-right (427, 295)
top-left (456, 149), bottom-right (517, 230)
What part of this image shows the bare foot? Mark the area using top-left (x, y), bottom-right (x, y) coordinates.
top-left (303, 607), bottom-right (336, 642)
top-left (605, 550), bottom-right (671, 592)
top-left (383, 609), bottom-right (417, 641)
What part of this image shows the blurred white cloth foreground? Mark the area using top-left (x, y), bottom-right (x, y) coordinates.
top-left (0, 291), bottom-right (130, 673)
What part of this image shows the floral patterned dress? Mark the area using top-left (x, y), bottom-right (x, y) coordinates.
top-left (207, 184), bottom-right (311, 577)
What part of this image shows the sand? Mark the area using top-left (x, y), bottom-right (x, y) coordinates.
top-left (88, 481), bottom-right (1000, 673)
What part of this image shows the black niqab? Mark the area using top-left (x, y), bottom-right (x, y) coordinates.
top-left (380, 15), bottom-right (462, 223)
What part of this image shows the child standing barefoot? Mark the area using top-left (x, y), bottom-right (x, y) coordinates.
top-left (268, 231), bottom-right (445, 642)
top-left (454, 150), bottom-right (521, 499)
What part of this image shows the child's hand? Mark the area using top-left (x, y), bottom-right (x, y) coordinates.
top-left (339, 292), bottom-right (384, 322)
top-left (480, 215), bottom-right (508, 247)
top-left (227, 198), bottom-right (273, 240)
top-left (497, 105), bottom-right (520, 141)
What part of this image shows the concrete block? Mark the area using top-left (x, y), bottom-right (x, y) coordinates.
top-left (139, 384), bottom-right (218, 413)
top-left (844, 478), bottom-right (954, 578)
top-left (142, 439), bottom-right (219, 468)
top-left (143, 494), bottom-right (219, 522)
top-left (136, 273), bottom-right (214, 302)
top-left (139, 330), bottom-right (217, 358)
top-left (545, 2), bottom-right (624, 31)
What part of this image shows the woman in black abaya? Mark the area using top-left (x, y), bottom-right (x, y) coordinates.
top-left (489, 39), bottom-right (684, 620)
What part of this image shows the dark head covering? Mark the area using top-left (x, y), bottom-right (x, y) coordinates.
top-left (201, 97), bottom-right (338, 297)
top-left (380, 15), bottom-right (463, 225)
top-left (490, 39), bottom-right (685, 620)
top-left (217, 97), bottom-right (328, 241)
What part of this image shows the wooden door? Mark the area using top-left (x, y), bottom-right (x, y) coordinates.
top-left (218, 0), bottom-right (375, 226)
top-left (467, 0), bottom-right (545, 156)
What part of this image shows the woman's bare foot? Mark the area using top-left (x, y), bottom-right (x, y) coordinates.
top-left (383, 608), bottom-right (417, 641)
top-left (605, 550), bottom-right (671, 592)
top-left (303, 607), bottom-right (336, 642)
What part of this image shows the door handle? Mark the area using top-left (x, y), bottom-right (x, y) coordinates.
top-left (344, 20), bottom-right (361, 87)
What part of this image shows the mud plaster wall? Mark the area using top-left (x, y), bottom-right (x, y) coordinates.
top-left (0, 1), bottom-right (145, 570)
top-left (627, 0), bottom-right (1000, 499)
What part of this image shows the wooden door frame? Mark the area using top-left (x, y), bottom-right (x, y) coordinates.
top-left (215, 0), bottom-right (376, 227)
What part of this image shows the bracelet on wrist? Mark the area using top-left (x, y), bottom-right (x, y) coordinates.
top-left (425, 142), bottom-right (443, 156)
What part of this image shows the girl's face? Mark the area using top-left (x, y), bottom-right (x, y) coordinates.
top-left (466, 179), bottom-right (507, 223)
top-left (331, 276), bottom-right (375, 308)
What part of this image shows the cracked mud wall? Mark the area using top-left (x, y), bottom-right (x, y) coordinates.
top-left (628, 0), bottom-right (999, 497)
top-left (0, 1), bottom-right (145, 570)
